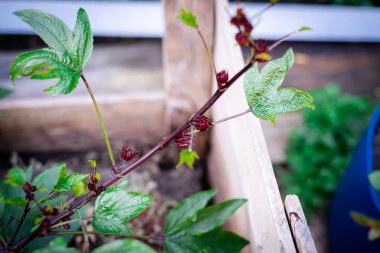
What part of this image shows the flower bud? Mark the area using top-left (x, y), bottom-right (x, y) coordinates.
top-left (253, 40), bottom-right (269, 54)
top-left (175, 131), bottom-right (192, 150)
top-left (216, 70), bottom-right (229, 86)
top-left (235, 32), bottom-right (247, 46)
top-left (120, 145), bottom-right (139, 162)
top-left (192, 116), bottom-right (212, 132)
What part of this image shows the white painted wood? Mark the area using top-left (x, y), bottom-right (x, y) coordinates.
top-left (285, 195), bottom-right (318, 253)
top-left (1, 1), bottom-right (380, 42)
top-left (208, 1), bottom-right (296, 252)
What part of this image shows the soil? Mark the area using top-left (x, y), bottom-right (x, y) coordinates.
top-left (1, 145), bottom-right (207, 252)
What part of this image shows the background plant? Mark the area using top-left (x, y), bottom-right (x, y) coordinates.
top-left (279, 83), bottom-right (372, 218)
top-left (1, 2), bottom-right (313, 252)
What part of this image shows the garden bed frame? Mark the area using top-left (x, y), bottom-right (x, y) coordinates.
top-left (0, 0), bottom-right (317, 252)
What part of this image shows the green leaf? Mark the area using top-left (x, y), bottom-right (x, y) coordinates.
top-left (369, 228), bottom-right (380, 241)
top-left (5, 196), bottom-right (27, 206)
top-left (350, 211), bottom-right (380, 228)
top-left (164, 190), bottom-right (248, 253)
top-left (165, 227), bottom-right (249, 253)
top-left (73, 8), bottom-right (93, 69)
top-left (369, 171), bottom-right (380, 191)
top-left (31, 237), bottom-right (80, 253)
top-left (177, 7), bottom-right (199, 28)
top-left (243, 48), bottom-right (314, 125)
top-left (53, 164), bottom-right (88, 193)
top-left (5, 167), bottom-right (26, 187)
top-left (14, 9), bottom-right (73, 53)
top-left (93, 184), bottom-right (153, 235)
top-left (32, 163), bottom-right (63, 199)
top-left (175, 199), bottom-right (247, 237)
top-left (165, 189), bottom-right (216, 235)
top-left (10, 48), bottom-right (80, 95)
top-left (88, 159), bottom-right (97, 168)
top-left (0, 87), bottom-right (11, 99)
top-left (176, 150), bottom-right (199, 169)
top-left (0, 192), bottom-right (4, 219)
top-left (92, 239), bottom-right (156, 253)
top-left (72, 180), bottom-right (87, 197)
top-left (299, 26), bottom-right (312, 32)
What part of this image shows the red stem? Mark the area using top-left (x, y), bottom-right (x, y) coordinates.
top-left (9, 59), bottom-right (254, 252)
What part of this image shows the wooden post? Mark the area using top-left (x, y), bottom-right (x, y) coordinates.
top-left (208, 1), bottom-right (297, 252)
top-left (163, 0), bottom-right (214, 128)
top-left (285, 195), bottom-right (318, 253)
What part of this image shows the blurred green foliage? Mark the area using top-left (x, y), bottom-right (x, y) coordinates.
top-left (280, 83), bottom-right (373, 218)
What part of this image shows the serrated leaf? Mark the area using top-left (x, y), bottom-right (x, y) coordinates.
top-left (5, 167), bottom-right (26, 187)
top-left (73, 8), bottom-right (93, 69)
top-left (93, 185), bottom-right (153, 235)
top-left (92, 239), bottom-right (156, 253)
top-left (31, 237), bottom-right (80, 253)
top-left (369, 171), bottom-right (380, 191)
top-left (0, 192), bottom-right (4, 219)
top-left (88, 159), bottom-right (97, 168)
top-left (165, 227), bottom-right (249, 253)
top-left (176, 150), bottom-right (199, 169)
top-left (14, 9), bottom-right (73, 54)
top-left (243, 48), bottom-right (314, 125)
top-left (177, 7), bottom-right (199, 28)
top-left (53, 164), bottom-right (88, 193)
top-left (10, 48), bottom-right (80, 95)
top-left (165, 189), bottom-right (216, 235)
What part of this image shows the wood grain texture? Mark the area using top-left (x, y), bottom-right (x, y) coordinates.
top-left (285, 195), bottom-right (318, 253)
top-left (163, 0), bottom-right (214, 127)
top-left (0, 93), bottom-right (168, 152)
top-left (208, 1), bottom-right (296, 252)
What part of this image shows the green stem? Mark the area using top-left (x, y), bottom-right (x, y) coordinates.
top-left (30, 192), bottom-right (53, 210)
top-left (80, 72), bottom-right (115, 168)
top-left (197, 28), bottom-right (217, 76)
top-left (50, 215), bottom-right (94, 230)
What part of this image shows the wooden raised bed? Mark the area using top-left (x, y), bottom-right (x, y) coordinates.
top-left (0, 0), bottom-right (317, 252)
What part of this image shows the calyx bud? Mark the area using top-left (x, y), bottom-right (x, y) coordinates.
top-left (192, 116), bottom-right (212, 132)
top-left (120, 145), bottom-right (139, 162)
top-left (175, 131), bottom-right (192, 150)
top-left (216, 70), bottom-right (229, 86)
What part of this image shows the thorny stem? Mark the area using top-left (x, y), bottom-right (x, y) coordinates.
top-left (50, 215), bottom-right (95, 230)
top-left (197, 28), bottom-right (217, 76)
top-left (8, 202), bottom-right (30, 245)
top-left (250, 3), bottom-right (275, 21)
top-left (268, 29), bottom-right (305, 52)
top-left (80, 72), bottom-right (116, 169)
top-left (9, 58), bottom-right (254, 253)
top-left (212, 108), bottom-right (252, 125)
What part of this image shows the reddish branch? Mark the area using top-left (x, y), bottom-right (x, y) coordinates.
top-left (9, 58), bottom-right (254, 252)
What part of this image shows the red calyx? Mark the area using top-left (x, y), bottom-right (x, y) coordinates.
top-left (192, 116), bottom-right (213, 132)
top-left (120, 145), bottom-right (139, 162)
top-left (216, 70), bottom-right (229, 86)
top-left (253, 40), bottom-right (269, 54)
top-left (235, 32), bottom-right (248, 46)
top-left (23, 182), bottom-right (37, 201)
top-left (91, 174), bottom-right (99, 184)
top-left (87, 182), bottom-right (96, 192)
top-left (175, 131), bottom-right (192, 150)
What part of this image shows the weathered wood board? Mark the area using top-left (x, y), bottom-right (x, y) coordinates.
top-left (208, 1), bottom-right (297, 252)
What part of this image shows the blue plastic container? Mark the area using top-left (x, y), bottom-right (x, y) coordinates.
top-left (329, 104), bottom-right (380, 253)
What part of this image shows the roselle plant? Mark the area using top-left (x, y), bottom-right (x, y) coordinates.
top-left (1, 2), bottom-right (314, 252)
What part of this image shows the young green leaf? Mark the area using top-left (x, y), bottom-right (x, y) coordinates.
top-left (53, 164), bottom-right (89, 193)
top-left (5, 167), bottom-right (26, 187)
top-left (177, 7), bottom-right (199, 28)
top-left (73, 8), bottom-right (93, 69)
top-left (350, 211), bottom-right (380, 228)
top-left (92, 239), bottom-right (156, 253)
top-left (0, 192), bottom-right (4, 219)
top-left (165, 189), bottom-right (217, 235)
top-left (93, 184), bottom-right (153, 235)
top-left (164, 190), bottom-right (248, 253)
top-left (176, 150), bottom-right (199, 169)
top-left (243, 48), bottom-right (314, 125)
top-left (10, 49), bottom-right (80, 95)
top-left (32, 163), bottom-right (64, 199)
top-left (299, 26), bottom-right (312, 32)
top-left (369, 171), bottom-right (380, 191)
top-left (5, 196), bottom-right (27, 206)
top-left (31, 237), bottom-right (80, 253)
top-left (14, 9), bottom-right (73, 53)
top-left (88, 159), bottom-right (97, 168)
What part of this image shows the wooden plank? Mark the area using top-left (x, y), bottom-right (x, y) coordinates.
top-left (163, 0), bottom-right (214, 127)
top-left (208, 1), bottom-right (296, 252)
top-left (285, 195), bottom-right (318, 253)
top-left (0, 93), bottom-right (168, 152)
